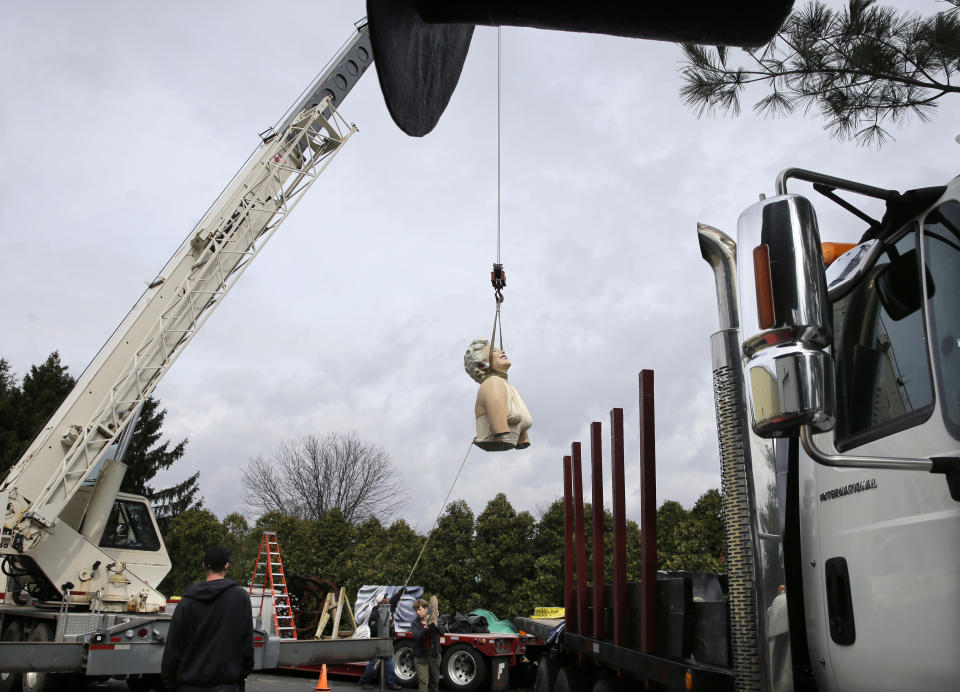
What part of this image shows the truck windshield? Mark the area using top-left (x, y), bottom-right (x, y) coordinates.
top-left (832, 227), bottom-right (935, 449)
top-left (922, 200), bottom-right (960, 439)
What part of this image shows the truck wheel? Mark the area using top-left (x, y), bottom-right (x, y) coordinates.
top-left (0, 619), bottom-right (23, 692)
top-left (590, 673), bottom-right (626, 692)
top-left (441, 644), bottom-right (487, 692)
top-left (534, 656), bottom-right (559, 692)
top-left (22, 623), bottom-right (64, 692)
top-left (393, 641), bottom-right (418, 688)
top-left (555, 666), bottom-right (592, 692)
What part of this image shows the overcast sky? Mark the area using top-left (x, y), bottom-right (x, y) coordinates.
top-left (1, 1), bottom-right (957, 534)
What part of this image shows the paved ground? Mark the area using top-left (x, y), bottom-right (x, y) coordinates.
top-left (83, 669), bottom-right (535, 692)
top-left (84, 670), bottom-right (368, 691)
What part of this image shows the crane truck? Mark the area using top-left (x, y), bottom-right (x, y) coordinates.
top-left (514, 169), bottom-right (960, 692)
top-left (0, 20), bottom-right (394, 692)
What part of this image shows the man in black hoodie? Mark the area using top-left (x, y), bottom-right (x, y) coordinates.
top-left (161, 545), bottom-right (254, 692)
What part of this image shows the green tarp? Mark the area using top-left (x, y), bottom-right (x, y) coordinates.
top-left (468, 609), bottom-right (518, 634)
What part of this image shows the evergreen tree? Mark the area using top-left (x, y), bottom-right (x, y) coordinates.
top-left (657, 491), bottom-right (727, 573)
top-left (473, 493), bottom-right (537, 619)
top-left (312, 508), bottom-right (355, 586)
top-left (689, 488), bottom-right (725, 568)
top-left (422, 500), bottom-right (475, 614)
top-left (119, 396), bottom-right (200, 532)
top-left (656, 500), bottom-right (689, 570)
top-left (624, 518), bottom-right (643, 581)
top-left (679, 0), bottom-right (960, 145)
top-left (517, 499), bottom-right (565, 611)
top-left (347, 517), bottom-right (390, 589)
top-left (159, 509), bottom-right (225, 596)
top-left (222, 512), bottom-right (256, 587)
top-left (515, 498), bottom-right (644, 611)
top-left (0, 352), bottom-right (75, 475)
top-left (0, 359), bottom-right (22, 474)
top-left (377, 519), bottom-right (423, 587)
top-left (252, 511), bottom-right (316, 579)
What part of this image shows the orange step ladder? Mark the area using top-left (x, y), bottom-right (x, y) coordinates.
top-left (249, 531), bottom-right (297, 639)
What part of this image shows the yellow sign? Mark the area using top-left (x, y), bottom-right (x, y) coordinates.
top-left (531, 607), bottom-right (565, 619)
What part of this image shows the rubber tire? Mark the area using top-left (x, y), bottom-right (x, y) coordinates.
top-left (590, 673), bottom-right (627, 692)
top-left (534, 656), bottom-right (559, 692)
top-left (440, 644), bottom-right (487, 692)
top-left (21, 623), bottom-right (64, 692)
top-left (555, 666), bottom-right (592, 692)
top-left (0, 619), bottom-right (23, 692)
top-left (393, 640), bottom-right (418, 688)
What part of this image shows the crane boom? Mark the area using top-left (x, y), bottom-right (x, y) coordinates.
top-left (0, 22), bottom-right (372, 607)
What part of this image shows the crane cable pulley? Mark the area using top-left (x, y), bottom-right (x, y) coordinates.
top-left (488, 263), bottom-right (506, 369)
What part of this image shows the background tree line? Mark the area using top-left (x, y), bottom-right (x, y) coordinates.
top-left (159, 489), bottom-right (725, 622)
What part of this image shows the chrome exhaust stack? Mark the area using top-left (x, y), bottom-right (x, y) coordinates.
top-left (699, 223), bottom-right (773, 692)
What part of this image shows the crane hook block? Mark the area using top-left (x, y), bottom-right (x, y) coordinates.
top-left (491, 264), bottom-right (506, 302)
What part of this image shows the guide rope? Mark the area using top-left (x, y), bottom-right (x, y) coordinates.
top-left (401, 438), bottom-right (475, 590)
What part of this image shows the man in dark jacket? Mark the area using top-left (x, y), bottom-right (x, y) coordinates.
top-left (161, 546), bottom-right (254, 692)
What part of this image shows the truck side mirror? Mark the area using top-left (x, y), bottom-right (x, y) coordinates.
top-left (737, 195), bottom-right (837, 437)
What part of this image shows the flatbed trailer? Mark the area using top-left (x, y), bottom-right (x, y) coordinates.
top-left (514, 376), bottom-right (743, 692)
top-left (297, 629), bottom-right (537, 692)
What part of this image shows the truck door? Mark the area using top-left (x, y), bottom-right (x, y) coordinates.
top-left (804, 205), bottom-right (960, 690)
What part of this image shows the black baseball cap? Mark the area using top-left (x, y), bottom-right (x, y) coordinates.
top-left (203, 545), bottom-right (230, 571)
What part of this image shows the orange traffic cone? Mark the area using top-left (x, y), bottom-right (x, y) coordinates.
top-left (314, 664), bottom-right (331, 692)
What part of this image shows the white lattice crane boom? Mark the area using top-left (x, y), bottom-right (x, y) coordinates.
top-left (0, 21), bottom-right (372, 612)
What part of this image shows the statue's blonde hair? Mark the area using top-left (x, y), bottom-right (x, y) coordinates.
top-left (464, 338), bottom-right (490, 384)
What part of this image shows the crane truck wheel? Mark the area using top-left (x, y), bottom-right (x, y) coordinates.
top-left (441, 644), bottom-right (487, 692)
top-left (0, 619), bottom-right (23, 692)
top-left (393, 640), bottom-right (418, 688)
top-left (22, 623), bottom-right (65, 692)
top-left (554, 665), bottom-right (593, 692)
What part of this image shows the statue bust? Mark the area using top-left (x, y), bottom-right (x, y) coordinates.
top-left (464, 338), bottom-right (532, 451)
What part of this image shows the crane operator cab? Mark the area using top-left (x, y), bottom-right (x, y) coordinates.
top-left (94, 494), bottom-right (171, 593)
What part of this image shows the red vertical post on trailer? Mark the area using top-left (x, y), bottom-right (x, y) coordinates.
top-left (590, 422), bottom-right (606, 640)
top-left (563, 455), bottom-right (575, 634)
top-left (572, 442), bottom-right (589, 636)
top-left (639, 369), bottom-right (658, 654)
top-left (610, 408), bottom-right (626, 647)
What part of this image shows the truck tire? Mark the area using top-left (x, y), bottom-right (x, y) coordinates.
top-left (534, 656), bottom-right (559, 692)
top-left (590, 673), bottom-right (627, 692)
top-left (393, 640), bottom-right (418, 688)
top-left (555, 666), bottom-right (592, 692)
top-left (0, 619), bottom-right (23, 692)
top-left (441, 644), bottom-right (487, 692)
top-left (22, 623), bottom-right (64, 692)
